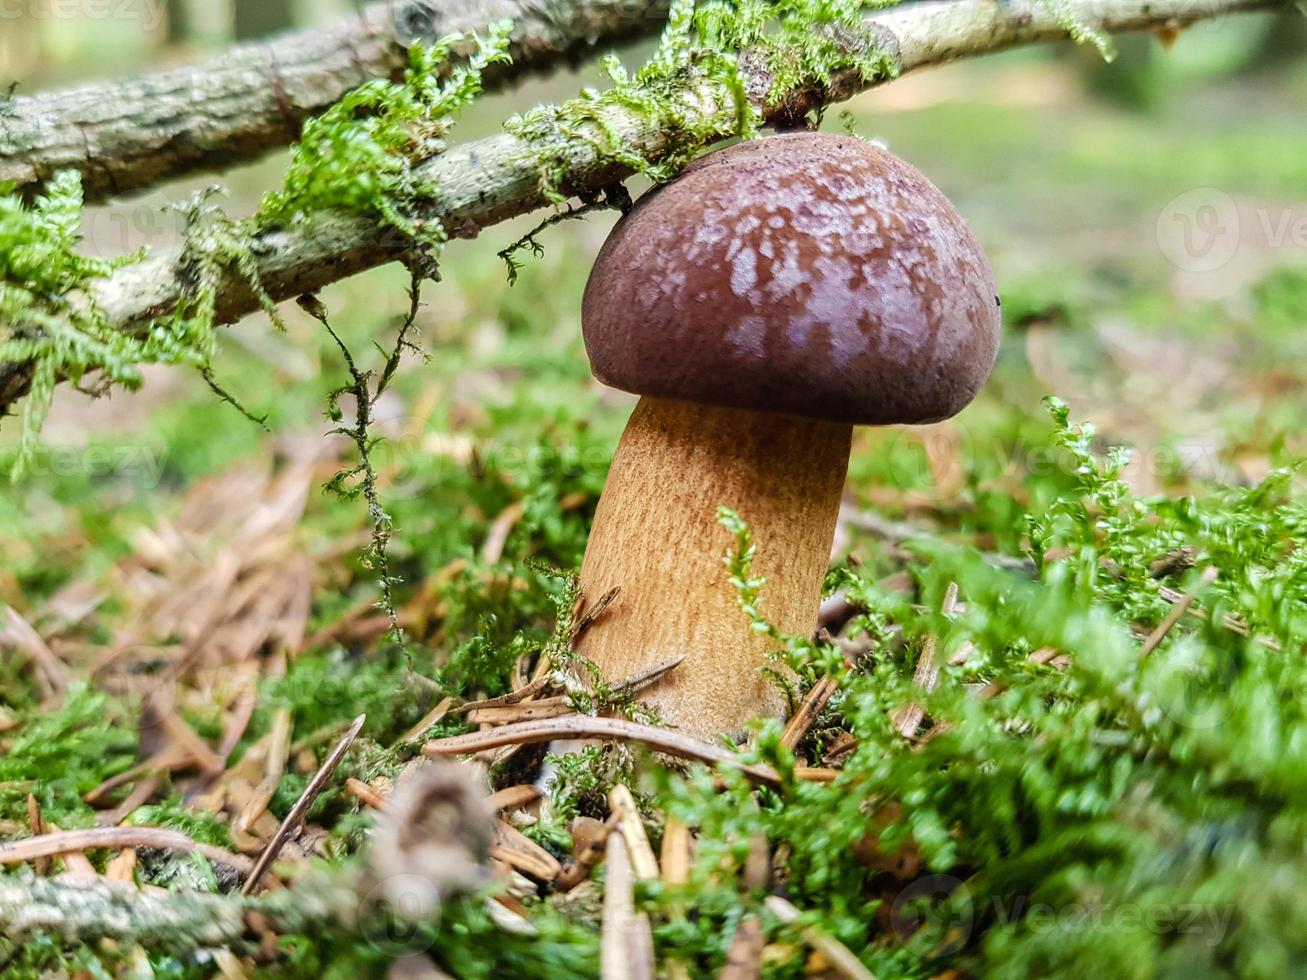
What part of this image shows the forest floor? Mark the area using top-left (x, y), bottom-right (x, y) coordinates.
top-left (1, 41), bottom-right (1306, 978)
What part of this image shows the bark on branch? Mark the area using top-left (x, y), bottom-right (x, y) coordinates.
top-left (0, 0), bottom-right (671, 203)
top-left (0, 0), bottom-right (1281, 419)
top-left (0, 868), bottom-right (367, 954)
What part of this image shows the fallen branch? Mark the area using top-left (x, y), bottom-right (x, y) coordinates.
top-left (0, 0), bottom-right (671, 202)
top-left (0, 0), bottom-right (1279, 418)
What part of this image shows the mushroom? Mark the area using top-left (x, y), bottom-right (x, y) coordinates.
top-left (575, 131), bottom-right (1001, 739)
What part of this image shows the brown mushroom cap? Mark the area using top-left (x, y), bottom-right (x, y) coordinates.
top-left (582, 131), bottom-right (1002, 425)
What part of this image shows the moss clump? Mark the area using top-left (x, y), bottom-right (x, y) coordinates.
top-left (0, 174), bottom-right (154, 478)
top-left (258, 25), bottom-right (513, 266)
top-left (506, 0), bottom-right (897, 201)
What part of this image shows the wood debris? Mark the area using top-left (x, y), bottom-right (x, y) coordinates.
top-left (600, 833), bottom-right (654, 980)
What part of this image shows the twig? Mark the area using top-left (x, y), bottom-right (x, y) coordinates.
top-left (891, 583), bottom-right (959, 738)
top-left (304, 296), bottom-right (403, 641)
top-left (481, 501), bottom-right (526, 565)
top-left (0, 827), bottom-right (253, 877)
top-left (608, 784), bottom-right (660, 881)
top-left (601, 833), bottom-right (655, 980)
top-left (763, 895), bottom-right (875, 980)
top-left (423, 716), bottom-right (838, 786)
top-left (660, 816), bottom-right (690, 888)
top-left (492, 820), bottom-right (562, 881)
top-left (1156, 582), bottom-right (1281, 651)
top-left (1, 605), bottom-right (70, 697)
top-left (400, 696), bottom-right (454, 742)
top-left (499, 185), bottom-right (632, 284)
top-left (241, 713), bottom-right (365, 895)
top-left (1141, 567), bottom-right (1219, 657)
top-left (24, 795), bottom-right (49, 876)
top-left (466, 697), bottom-right (576, 725)
top-left (780, 674), bottom-right (840, 751)
top-left (486, 784), bottom-right (542, 812)
top-left (556, 814), bottom-right (618, 891)
top-left (568, 587), bottom-right (622, 645)
top-left (719, 915), bottom-right (765, 980)
top-left (611, 654), bottom-right (685, 697)
top-left (345, 777), bottom-right (388, 810)
top-left (456, 676), bottom-right (551, 714)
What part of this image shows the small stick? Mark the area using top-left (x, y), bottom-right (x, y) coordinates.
top-left (718, 914), bottom-right (765, 980)
top-left (241, 713), bottom-right (364, 895)
top-left (400, 697), bottom-right (455, 742)
top-left (84, 748), bottom-right (181, 805)
top-left (780, 674), bottom-right (840, 751)
top-left (1155, 582), bottom-right (1280, 651)
top-left (660, 816), bottom-right (690, 888)
top-left (615, 655), bottom-right (685, 697)
top-left (455, 679), bottom-right (551, 715)
top-left (103, 848), bottom-right (137, 883)
top-left (466, 699), bottom-right (576, 726)
top-left (891, 583), bottom-right (959, 738)
top-left (98, 772), bottom-right (162, 827)
top-left (607, 784), bottom-right (659, 881)
top-left (822, 731), bottom-right (859, 767)
top-left (487, 784), bottom-right (542, 813)
top-left (1142, 567), bottom-right (1219, 656)
top-left (481, 502), bottom-right (526, 565)
top-left (0, 826), bottom-right (253, 876)
top-left (345, 778), bottom-right (387, 810)
top-left (556, 814), bottom-right (619, 891)
top-left (601, 833), bottom-right (654, 980)
top-left (424, 717), bottom-right (838, 787)
top-left (492, 821), bottom-right (562, 882)
top-left (239, 707), bottom-right (292, 833)
top-left (764, 895), bottom-right (874, 980)
top-left (661, 815), bottom-right (693, 980)
top-left (158, 711), bottom-right (224, 776)
top-left (568, 586), bottom-right (621, 645)
top-left (1, 605), bottom-right (70, 697)
top-left (742, 833), bottom-right (770, 891)
top-left (26, 795), bottom-right (50, 875)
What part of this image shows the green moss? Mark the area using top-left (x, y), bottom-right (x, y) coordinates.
top-left (258, 24), bottom-right (513, 264)
top-left (0, 174), bottom-right (153, 478)
top-left (0, 685), bottom-right (136, 828)
top-left (505, 0), bottom-right (896, 202)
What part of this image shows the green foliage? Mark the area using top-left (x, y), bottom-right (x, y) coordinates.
top-left (259, 24), bottom-right (513, 261)
top-left (1041, 0), bottom-right (1116, 60)
top-left (653, 401), bottom-right (1307, 978)
top-left (276, 896), bottom-right (598, 978)
top-left (0, 174), bottom-right (285, 478)
top-left (506, 0), bottom-right (896, 201)
top-left (0, 174), bottom-right (151, 478)
top-left (719, 505), bottom-right (844, 704)
top-left (0, 685), bottom-right (136, 828)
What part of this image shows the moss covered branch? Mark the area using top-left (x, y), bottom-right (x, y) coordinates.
top-left (0, 0), bottom-right (671, 203)
top-left (0, 0), bottom-right (1283, 422)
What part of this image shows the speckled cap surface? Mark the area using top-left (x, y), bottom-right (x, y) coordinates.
top-left (582, 131), bottom-right (1001, 425)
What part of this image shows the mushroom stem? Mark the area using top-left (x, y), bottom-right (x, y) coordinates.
top-left (575, 396), bottom-right (851, 739)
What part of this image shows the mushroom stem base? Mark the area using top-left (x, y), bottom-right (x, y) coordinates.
top-left (575, 396), bottom-right (851, 739)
